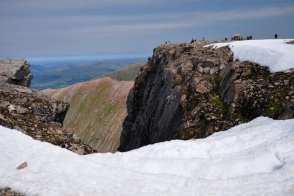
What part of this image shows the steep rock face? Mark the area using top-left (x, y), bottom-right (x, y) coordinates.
top-left (118, 41), bottom-right (294, 151)
top-left (0, 59), bottom-right (33, 87)
top-left (42, 77), bottom-right (133, 152)
top-left (0, 60), bottom-right (95, 154)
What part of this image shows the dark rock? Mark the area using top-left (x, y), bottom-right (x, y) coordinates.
top-left (118, 41), bottom-right (294, 152)
top-left (0, 82), bottom-right (96, 154)
top-left (0, 59), bottom-right (33, 87)
top-left (16, 162), bottom-right (27, 170)
top-left (0, 187), bottom-right (25, 196)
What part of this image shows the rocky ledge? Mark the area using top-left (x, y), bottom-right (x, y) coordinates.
top-left (118, 41), bottom-right (294, 151)
top-left (0, 59), bottom-right (95, 154)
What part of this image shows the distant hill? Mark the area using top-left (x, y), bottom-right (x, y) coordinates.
top-left (30, 57), bottom-right (146, 90)
top-left (42, 63), bottom-right (144, 152)
top-left (43, 77), bottom-right (133, 152)
top-left (106, 64), bottom-right (142, 81)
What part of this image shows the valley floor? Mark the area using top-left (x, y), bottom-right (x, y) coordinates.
top-left (1, 117), bottom-right (294, 195)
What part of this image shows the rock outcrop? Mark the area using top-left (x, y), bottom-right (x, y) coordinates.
top-left (42, 77), bottom-right (133, 152)
top-left (0, 59), bottom-right (33, 87)
top-left (118, 41), bottom-right (294, 151)
top-left (0, 187), bottom-right (25, 196)
top-left (0, 60), bottom-right (95, 154)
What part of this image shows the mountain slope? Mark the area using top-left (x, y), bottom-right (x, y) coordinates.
top-left (105, 64), bottom-right (142, 81)
top-left (43, 77), bottom-right (133, 152)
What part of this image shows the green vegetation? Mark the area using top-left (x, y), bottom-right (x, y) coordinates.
top-left (214, 75), bottom-right (222, 86)
top-left (264, 95), bottom-right (283, 117)
top-left (210, 91), bottom-right (227, 114)
top-left (53, 78), bottom-right (132, 152)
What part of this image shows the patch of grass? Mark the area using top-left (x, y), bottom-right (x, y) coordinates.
top-left (214, 75), bottom-right (222, 86)
top-left (210, 91), bottom-right (227, 114)
top-left (264, 96), bottom-right (282, 117)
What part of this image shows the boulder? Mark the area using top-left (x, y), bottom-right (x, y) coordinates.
top-left (0, 59), bottom-right (33, 87)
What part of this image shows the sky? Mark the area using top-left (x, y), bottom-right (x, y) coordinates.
top-left (0, 0), bottom-right (294, 58)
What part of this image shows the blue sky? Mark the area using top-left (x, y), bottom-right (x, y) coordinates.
top-left (0, 0), bottom-right (293, 58)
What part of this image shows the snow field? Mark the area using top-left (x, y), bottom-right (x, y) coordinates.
top-left (0, 117), bottom-right (294, 195)
top-left (207, 39), bottom-right (294, 72)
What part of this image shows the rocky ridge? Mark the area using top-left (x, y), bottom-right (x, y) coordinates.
top-left (118, 41), bottom-right (294, 151)
top-left (0, 59), bottom-right (95, 154)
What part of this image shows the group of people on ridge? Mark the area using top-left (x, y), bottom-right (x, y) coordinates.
top-left (190, 33), bottom-right (279, 43)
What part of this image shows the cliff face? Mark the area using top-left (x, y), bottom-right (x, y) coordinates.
top-left (118, 41), bottom-right (294, 151)
top-left (0, 59), bottom-right (95, 154)
top-left (43, 77), bottom-right (133, 152)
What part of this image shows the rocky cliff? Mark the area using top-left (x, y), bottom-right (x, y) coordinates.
top-left (43, 77), bottom-right (133, 152)
top-left (118, 41), bottom-right (294, 151)
top-left (0, 59), bottom-right (33, 87)
top-left (0, 59), bottom-right (95, 154)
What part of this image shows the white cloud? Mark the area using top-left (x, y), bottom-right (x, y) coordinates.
top-left (0, 1), bottom-right (293, 56)
top-left (1, 5), bottom-right (292, 35)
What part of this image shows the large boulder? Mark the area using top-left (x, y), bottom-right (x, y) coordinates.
top-left (0, 59), bottom-right (33, 87)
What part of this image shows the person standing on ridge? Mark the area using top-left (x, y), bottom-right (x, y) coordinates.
top-left (275, 34), bottom-right (278, 39)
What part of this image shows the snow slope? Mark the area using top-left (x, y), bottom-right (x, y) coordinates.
top-left (207, 39), bottom-right (294, 72)
top-left (1, 117), bottom-right (294, 195)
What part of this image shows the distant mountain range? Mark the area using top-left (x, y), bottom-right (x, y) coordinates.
top-left (28, 56), bottom-right (147, 89)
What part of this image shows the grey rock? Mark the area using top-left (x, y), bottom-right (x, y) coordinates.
top-left (0, 59), bottom-right (33, 87)
top-left (203, 59), bottom-right (216, 68)
top-left (16, 162), bottom-right (27, 170)
top-left (203, 67), bottom-right (210, 74)
top-left (210, 67), bottom-right (219, 75)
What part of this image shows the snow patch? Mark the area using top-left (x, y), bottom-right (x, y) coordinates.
top-left (206, 39), bottom-right (294, 72)
top-left (0, 117), bottom-right (294, 195)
